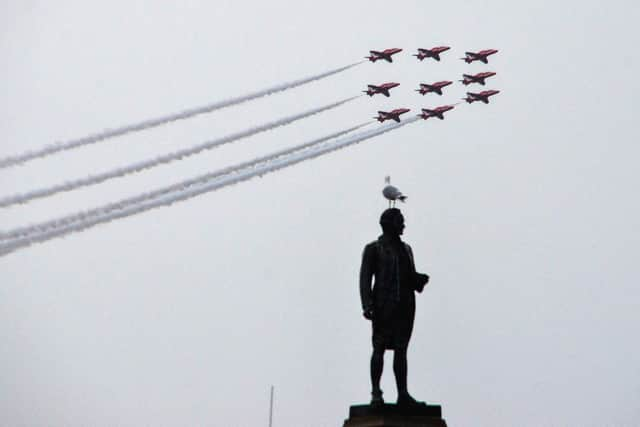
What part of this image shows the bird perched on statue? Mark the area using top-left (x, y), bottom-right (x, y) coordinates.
top-left (382, 176), bottom-right (407, 207)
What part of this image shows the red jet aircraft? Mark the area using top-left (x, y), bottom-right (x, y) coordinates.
top-left (413, 46), bottom-right (450, 61)
top-left (460, 72), bottom-right (496, 86)
top-left (366, 48), bottom-right (403, 63)
top-left (418, 105), bottom-right (455, 120)
top-left (463, 90), bottom-right (500, 104)
top-left (416, 81), bottom-right (453, 95)
top-left (461, 49), bottom-right (499, 64)
top-left (363, 82), bottom-right (400, 97)
top-left (374, 108), bottom-right (411, 123)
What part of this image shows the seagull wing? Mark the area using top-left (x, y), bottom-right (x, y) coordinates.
top-left (383, 185), bottom-right (405, 201)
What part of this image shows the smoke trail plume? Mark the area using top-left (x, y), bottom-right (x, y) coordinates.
top-left (0, 122), bottom-right (371, 241)
top-left (0, 62), bottom-right (362, 169)
top-left (0, 97), bottom-right (359, 207)
top-left (0, 119), bottom-right (415, 256)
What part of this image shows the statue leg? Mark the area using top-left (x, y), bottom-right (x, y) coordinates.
top-left (393, 347), bottom-right (408, 396)
top-left (394, 348), bottom-right (423, 406)
top-left (370, 345), bottom-right (385, 404)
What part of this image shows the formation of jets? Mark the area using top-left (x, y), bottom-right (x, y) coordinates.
top-left (365, 46), bottom-right (501, 123)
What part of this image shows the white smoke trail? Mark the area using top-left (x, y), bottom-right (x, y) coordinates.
top-left (0, 122), bottom-right (371, 241)
top-left (0, 62), bottom-right (362, 169)
top-left (0, 96), bottom-right (359, 207)
top-left (0, 118), bottom-right (416, 257)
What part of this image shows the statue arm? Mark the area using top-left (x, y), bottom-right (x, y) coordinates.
top-left (359, 243), bottom-right (376, 313)
top-left (405, 244), bottom-right (429, 293)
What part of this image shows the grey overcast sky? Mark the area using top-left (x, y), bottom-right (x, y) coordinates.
top-left (1, 1), bottom-right (640, 426)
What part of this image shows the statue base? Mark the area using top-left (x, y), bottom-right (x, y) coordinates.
top-left (343, 403), bottom-right (447, 427)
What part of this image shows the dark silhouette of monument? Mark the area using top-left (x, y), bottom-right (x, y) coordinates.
top-left (344, 208), bottom-right (447, 427)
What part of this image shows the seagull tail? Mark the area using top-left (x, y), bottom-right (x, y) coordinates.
top-left (398, 195), bottom-right (408, 202)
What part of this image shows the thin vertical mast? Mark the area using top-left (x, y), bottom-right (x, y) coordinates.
top-left (268, 385), bottom-right (274, 427)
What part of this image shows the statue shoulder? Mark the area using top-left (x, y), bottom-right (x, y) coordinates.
top-left (362, 240), bottom-right (380, 258)
top-left (365, 240), bottom-right (379, 249)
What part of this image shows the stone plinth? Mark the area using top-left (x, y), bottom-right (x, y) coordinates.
top-left (343, 403), bottom-right (447, 427)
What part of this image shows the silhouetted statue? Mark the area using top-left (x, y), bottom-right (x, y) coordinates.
top-left (359, 208), bottom-right (430, 407)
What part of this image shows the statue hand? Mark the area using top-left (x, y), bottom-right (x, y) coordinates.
top-left (415, 273), bottom-right (430, 293)
top-left (363, 308), bottom-right (374, 320)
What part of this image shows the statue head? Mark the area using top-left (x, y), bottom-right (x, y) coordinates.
top-left (379, 208), bottom-right (405, 236)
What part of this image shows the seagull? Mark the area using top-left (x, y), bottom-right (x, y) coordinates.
top-left (382, 176), bottom-right (407, 207)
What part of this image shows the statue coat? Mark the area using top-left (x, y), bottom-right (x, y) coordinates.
top-left (360, 235), bottom-right (429, 350)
